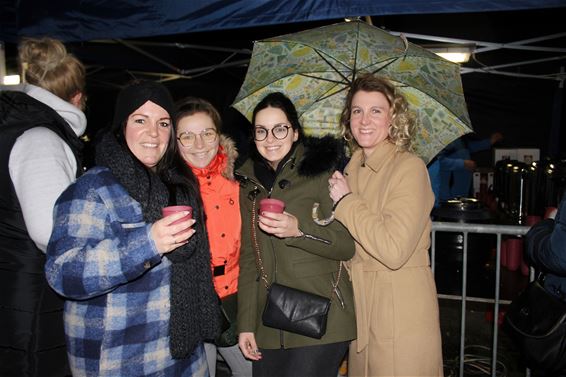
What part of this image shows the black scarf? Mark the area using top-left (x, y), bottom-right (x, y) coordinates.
top-left (95, 131), bottom-right (221, 358)
top-left (253, 142), bottom-right (298, 191)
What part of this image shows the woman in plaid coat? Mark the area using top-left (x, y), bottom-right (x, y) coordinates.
top-left (45, 80), bottom-right (221, 376)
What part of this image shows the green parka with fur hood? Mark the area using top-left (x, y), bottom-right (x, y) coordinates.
top-left (235, 135), bottom-right (356, 349)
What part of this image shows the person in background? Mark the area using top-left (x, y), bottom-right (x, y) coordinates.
top-left (175, 97), bottom-right (252, 377)
top-left (0, 37), bottom-right (86, 377)
top-left (427, 156), bottom-right (442, 208)
top-left (524, 194), bottom-right (566, 377)
top-left (328, 73), bottom-right (443, 376)
top-left (45, 80), bottom-right (221, 376)
top-left (236, 92), bottom-right (356, 377)
top-left (436, 132), bottom-right (503, 202)
top-left (525, 193), bottom-right (565, 313)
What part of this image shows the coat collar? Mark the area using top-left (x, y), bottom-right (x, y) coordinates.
top-left (354, 140), bottom-right (397, 173)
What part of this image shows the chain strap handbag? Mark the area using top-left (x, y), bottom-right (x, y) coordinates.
top-left (251, 198), bottom-right (342, 339)
top-left (504, 275), bottom-right (566, 374)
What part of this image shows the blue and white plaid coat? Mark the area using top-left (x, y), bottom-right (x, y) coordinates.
top-left (46, 167), bottom-right (208, 377)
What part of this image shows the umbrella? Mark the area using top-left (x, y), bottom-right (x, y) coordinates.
top-left (232, 20), bottom-right (473, 164)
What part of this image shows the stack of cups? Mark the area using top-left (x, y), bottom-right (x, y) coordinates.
top-left (500, 239), bottom-right (508, 268)
top-left (506, 238), bottom-right (523, 272)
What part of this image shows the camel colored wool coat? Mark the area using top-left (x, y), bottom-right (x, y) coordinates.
top-left (335, 141), bottom-right (443, 377)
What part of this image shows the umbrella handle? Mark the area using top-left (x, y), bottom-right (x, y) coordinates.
top-left (312, 202), bottom-right (335, 226)
top-left (400, 34), bottom-right (409, 55)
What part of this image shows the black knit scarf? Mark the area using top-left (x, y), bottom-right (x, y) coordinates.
top-left (95, 131), bottom-right (221, 358)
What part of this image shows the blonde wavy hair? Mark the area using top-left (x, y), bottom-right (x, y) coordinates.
top-left (340, 73), bottom-right (416, 153)
top-left (18, 37), bottom-right (86, 108)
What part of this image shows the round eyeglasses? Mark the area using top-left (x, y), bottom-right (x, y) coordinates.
top-left (177, 128), bottom-right (218, 147)
top-left (254, 124), bottom-right (291, 141)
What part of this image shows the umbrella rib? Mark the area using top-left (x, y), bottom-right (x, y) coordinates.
top-left (316, 85), bottom-right (350, 103)
top-left (298, 73), bottom-right (347, 85)
top-left (367, 56), bottom-right (400, 75)
top-left (311, 49), bottom-right (352, 85)
top-left (353, 21), bottom-right (360, 82)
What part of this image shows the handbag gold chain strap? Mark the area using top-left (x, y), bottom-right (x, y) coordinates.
top-left (251, 198), bottom-right (270, 288)
top-left (251, 198), bottom-right (342, 299)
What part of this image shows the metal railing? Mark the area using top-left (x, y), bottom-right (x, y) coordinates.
top-left (431, 221), bottom-right (531, 377)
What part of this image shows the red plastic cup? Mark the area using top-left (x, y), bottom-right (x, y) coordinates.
top-left (259, 198), bottom-right (285, 215)
top-left (162, 205), bottom-right (193, 225)
top-left (544, 206), bottom-right (557, 219)
top-left (506, 238), bottom-right (523, 272)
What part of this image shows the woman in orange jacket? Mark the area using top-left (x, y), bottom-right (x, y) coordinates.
top-left (175, 97), bottom-right (251, 377)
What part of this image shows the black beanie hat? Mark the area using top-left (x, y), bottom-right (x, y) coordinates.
top-left (112, 80), bottom-right (175, 136)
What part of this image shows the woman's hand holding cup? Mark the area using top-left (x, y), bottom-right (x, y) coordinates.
top-left (151, 206), bottom-right (195, 255)
top-left (258, 198), bottom-right (301, 238)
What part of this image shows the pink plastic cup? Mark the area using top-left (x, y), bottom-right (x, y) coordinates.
top-left (259, 198), bottom-right (285, 215)
top-left (162, 205), bottom-right (193, 225)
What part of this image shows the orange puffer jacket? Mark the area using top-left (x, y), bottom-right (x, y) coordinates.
top-left (189, 136), bottom-right (241, 298)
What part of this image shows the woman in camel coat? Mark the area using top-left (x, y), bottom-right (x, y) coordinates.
top-left (329, 74), bottom-right (443, 376)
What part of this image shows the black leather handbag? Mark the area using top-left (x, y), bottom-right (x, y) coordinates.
top-left (262, 282), bottom-right (331, 339)
top-left (251, 199), bottom-right (340, 339)
top-left (504, 278), bottom-right (566, 374)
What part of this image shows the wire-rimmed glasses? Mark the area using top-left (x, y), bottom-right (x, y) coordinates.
top-left (254, 124), bottom-right (291, 141)
top-left (177, 128), bottom-right (218, 147)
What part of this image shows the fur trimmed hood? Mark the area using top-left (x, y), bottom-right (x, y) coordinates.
top-left (297, 135), bottom-right (346, 177)
top-left (240, 135), bottom-right (346, 180)
top-left (219, 134), bottom-right (238, 181)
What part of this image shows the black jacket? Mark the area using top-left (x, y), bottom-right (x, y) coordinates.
top-left (0, 91), bottom-right (81, 377)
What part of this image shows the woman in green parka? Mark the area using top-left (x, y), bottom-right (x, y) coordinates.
top-left (235, 92), bottom-right (356, 377)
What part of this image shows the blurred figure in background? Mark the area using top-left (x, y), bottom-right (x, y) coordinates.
top-left (175, 97), bottom-right (252, 376)
top-left (0, 37), bottom-right (86, 377)
top-left (525, 194), bottom-right (564, 313)
top-left (437, 132), bottom-right (503, 202)
top-left (524, 194), bottom-right (566, 376)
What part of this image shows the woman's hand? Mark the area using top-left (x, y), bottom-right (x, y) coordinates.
top-left (150, 211), bottom-right (195, 255)
top-left (238, 332), bottom-right (262, 361)
top-left (463, 159), bottom-right (477, 171)
top-left (258, 211), bottom-right (302, 238)
top-left (328, 171), bottom-right (351, 205)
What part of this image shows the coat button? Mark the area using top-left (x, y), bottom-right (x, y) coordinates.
top-left (144, 261), bottom-right (151, 269)
top-left (225, 286), bottom-right (229, 290)
top-left (215, 205), bottom-right (220, 209)
top-left (221, 233), bottom-right (225, 238)
top-left (229, 198), bottom-right (234, 205)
